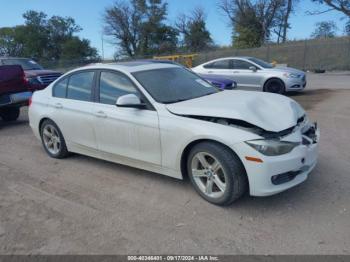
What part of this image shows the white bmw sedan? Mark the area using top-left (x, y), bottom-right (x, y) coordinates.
top-left (29, 61), bottom-right (319, 205)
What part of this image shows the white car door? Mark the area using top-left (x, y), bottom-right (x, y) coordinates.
top-left (92, 70), bottom-right (161, 165)
top-left (198, 59), bottom-right (233, 77)
top-left (232, 59), bottom-right (263, 90)
top-left (50, 71), bottom-right (97, 151)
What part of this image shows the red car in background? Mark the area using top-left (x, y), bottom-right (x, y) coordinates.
top-left (0, 58), bottom-right (61, 122)
top-left (0, 65), bottom-right (32, 121)
top-left (0, 57), bottom-right (62, 92)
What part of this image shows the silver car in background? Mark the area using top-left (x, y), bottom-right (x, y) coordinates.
top-left (192, 57), bottom-right (307, 94)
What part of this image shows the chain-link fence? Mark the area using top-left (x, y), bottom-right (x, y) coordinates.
top-left (40, 59), bottom-right (101, 72)
top-left (196, 37), bottom-right (350, 71)
top-left (42, 37), bottom-right (350, 72)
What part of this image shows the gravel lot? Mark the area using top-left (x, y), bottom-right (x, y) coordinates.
top-left (0, 72), bottom-right (349, 255)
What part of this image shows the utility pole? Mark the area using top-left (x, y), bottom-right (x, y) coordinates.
top-left (101, 33), bottom-right (105, 61)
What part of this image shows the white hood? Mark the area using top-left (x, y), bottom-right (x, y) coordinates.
top-left (166, 91), bottom-right (305, 132)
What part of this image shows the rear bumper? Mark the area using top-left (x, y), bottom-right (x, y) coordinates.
top-left (0, 91), bottom-right (32, 107)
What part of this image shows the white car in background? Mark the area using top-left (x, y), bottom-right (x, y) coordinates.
top-left (29, 61), bottom-right (319, 205)
top-left (192, 57), bottom-right (307, 94)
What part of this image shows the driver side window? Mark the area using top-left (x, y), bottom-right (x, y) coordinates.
top-left (233, 60), bottom-right (254, 70)
top-left (99, 71), bottom-right (138, 105)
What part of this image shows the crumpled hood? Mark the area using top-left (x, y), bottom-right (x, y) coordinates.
top-left (166, 91), bottom-right (305, 132)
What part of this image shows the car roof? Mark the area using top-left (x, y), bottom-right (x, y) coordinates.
top-left (213, 56), bottom-right (253, 60)
top-left (76, 60), bottom-right (179, 73)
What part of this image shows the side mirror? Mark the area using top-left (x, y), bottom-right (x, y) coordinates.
top-left (249, 66), bottom-right (257, 72)
top-left (116, 94), bottom-right (146, 109)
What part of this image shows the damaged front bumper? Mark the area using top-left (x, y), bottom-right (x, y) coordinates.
top-left (232, 122), bottom-right (319, 197)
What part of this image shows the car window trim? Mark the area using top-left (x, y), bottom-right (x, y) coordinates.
top-left (96, 69), bottom-right (155, 111)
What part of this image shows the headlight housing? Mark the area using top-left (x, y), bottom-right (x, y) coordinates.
top-left (245, 140), bottom-right (300, 156)
top-left (284, 72), bottom-right (301, 78)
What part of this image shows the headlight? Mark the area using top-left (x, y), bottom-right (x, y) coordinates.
top-left (245, 140), bottom-right (300, 156)
top-left (284, 73), bottom-right (300, 78)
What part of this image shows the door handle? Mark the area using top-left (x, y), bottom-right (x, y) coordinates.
top-left (208, 71), bottom-right (214, 74)
top-left (233, 71), bottom-right (240, 73)
top-left (54, 103), bottom-right (63, 109)
top-left (94, 111), bottom-right (107, 118)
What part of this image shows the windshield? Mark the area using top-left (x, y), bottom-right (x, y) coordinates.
top-left (2, 59), bottom-right (43, 70)
top-left (248, 58), bottom-right (274, 69)
top-left (132, 67), bottom-right (219, 104)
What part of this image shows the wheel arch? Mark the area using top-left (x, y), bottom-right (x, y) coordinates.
top-left (38, 117), bottom-right (51, 135)
top-left (180, 139), bottom-right (248, 186)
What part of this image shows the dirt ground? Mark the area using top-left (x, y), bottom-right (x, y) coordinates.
top-left (0, 72), bottom-right (349, 255)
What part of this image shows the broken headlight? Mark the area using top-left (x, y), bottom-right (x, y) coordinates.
top-left (245, 140), bottom-right (300, 156)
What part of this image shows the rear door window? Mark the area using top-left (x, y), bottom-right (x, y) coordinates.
top-left (53, 78), bottom-right (68, 98)
top-left (204, 60), bottom-right (232, 69)
top-left (67, 71), bottom-right (94, 102)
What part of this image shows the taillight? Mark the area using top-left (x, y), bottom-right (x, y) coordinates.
top-left (28, 96), bottom-right (32, 107)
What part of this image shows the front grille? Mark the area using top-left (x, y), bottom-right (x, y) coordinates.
top-left (37, 74), bottom-right (61, 85)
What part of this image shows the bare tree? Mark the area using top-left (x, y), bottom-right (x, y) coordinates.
top-left (309, 0), bottom-right (350, 16)
top-left (103, 0), bottom-right (144, 57)
top-left (311, 20), bottom-right (338, 38)
top-left (175, 7), bottom-right (213, 51)
top-left (219, 0), bottom-right (285, 47)
top-left (274, 0), bottom-right (299, 43)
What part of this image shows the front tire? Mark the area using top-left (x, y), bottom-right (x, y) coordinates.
top-left (0, 107), bottom-right (20, 122)
top-left (264, 78), bottom-right (285, 94)
top-left (40, 119), bottom-right (69, 159)
top-left (187, 142), bottom-right (248, 206)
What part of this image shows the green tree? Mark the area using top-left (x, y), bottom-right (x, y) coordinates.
top-left (176, 7), bottom-right (213, 52)
top-left (0, 27), bottom-right (23, 56)
top-left (103, 0), bottom-right (178, 57)
top-left (61, 37), bottom-right (99, 60)
top-left (311, 21), bottom-right (338, 39)
top-left (21, 11), bottom-right (50, 59)
top-left (0, 10), bottom-right (99, 61)
top-left (46, 16), bottom-right (83, 60)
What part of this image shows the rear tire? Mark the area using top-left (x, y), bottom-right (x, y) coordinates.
top-left (264, 79), bottom-right (285, 94)
top-left (40, 119), bottom-right (69, 159)
top-left (0, 107), bottom-right (20, 122)
top-left (187, 142), bottom-right (248, 206)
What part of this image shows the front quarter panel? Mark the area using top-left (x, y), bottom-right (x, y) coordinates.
top-left (158, 108), bottom-right (261, 177)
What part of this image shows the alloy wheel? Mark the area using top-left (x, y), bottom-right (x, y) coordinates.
top-left (191, 152), bottom-right (227, 199)
top-left (42, 124), bottom-right (61, 155)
